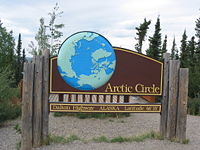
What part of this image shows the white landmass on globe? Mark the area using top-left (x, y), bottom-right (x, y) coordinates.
top-left (77, 48), bottom-right (116, 89)
top-left (58, 32), bottom-right (99, 78)
top-left (77, 67), bottom-right (109, 88)
top-left (91, 48), bottom-right (112, 62)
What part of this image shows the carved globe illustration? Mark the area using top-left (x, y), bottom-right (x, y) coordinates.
top-left (57, 31), bottom-right (116, 90)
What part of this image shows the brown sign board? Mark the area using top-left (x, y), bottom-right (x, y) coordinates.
top-left (50, 103), bottom-right (161, 113)
top-left (50, 47), bottom-right (163, 96)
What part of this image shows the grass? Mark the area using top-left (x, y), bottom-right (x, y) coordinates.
top-left (53, 112), bottom-right (130, 119)
top-left (14, 124), bottom-right (22, 134)
top-left (42, 131), bottom-right (189, 146)
top-left (44, 134), bottom-right (81, 145)
top-left (16, 141), bottom-right (21, 150)
top-left (46, 131), bottom-right (163, 145)
top-left (92, 136), bottom-right (110, 143)
top-left (93, 131), bottom-right (163, 143)
top-left (170, 138), bottom-right (190, 144)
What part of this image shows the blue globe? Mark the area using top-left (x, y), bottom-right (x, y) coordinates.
top-left (57, 31), bottom-right (116, 91)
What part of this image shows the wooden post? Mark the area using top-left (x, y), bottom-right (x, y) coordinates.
top-left (21, 63), bottom-right (34, 150)
top-left (176, 68), bottom-right (189, 142)
top-left (117, 95), bottom-right (120, 103)
top-left (124, 95), bottom-right (129, 103)
top-left (58, 94), bottom-right (64, 102)
top-left (167, 60), bottom-right (180, 139)
top-left (160, 53), bottom-right (170, 137)
top-left (33, 56), bottom-right (43, 147)
top-left (42, 49), bottom-right (50, 142)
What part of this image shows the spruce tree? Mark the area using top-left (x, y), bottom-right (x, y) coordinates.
top-left (171, 37), bottom-right (179, 60)
top-left (195, 16), bottom-right (200, 45)
top-left (161, 35), bottom-right (167, 59)
top-left (188, 37), bottom-right (196, 67)
top-left (135, 18), bottom-right (151, 53)
top-left (187, 36), bottom-right (199, 98)
top-left (195, 15), bottom-right (200, 63)
top-left (180, 30), bottom-right (188, 67)
top-left (146, 17), bottom-right (162, 60)
top-left (16, 33), bottom-right (22, 84)
top-left (22, 48), bottom-right (26, 71)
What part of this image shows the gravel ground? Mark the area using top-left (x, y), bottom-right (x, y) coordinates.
top-left (0, 113), bottom-right (200, 150)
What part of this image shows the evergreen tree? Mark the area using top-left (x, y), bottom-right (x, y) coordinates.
top-left (146, 17), bottom-right (162, 60)
top-left (195, 15), bottom-right (200, 63)
top-left (16, 33), bottom-right (22, 84)
top-left (180, 30), bottom-right (188, 67)
top-left (187, 36), bottom-right (199, 98)
top-left (187, 36), bottom-right (196, 68)
top-left (135, 18), bottom-right (151, 53)
top-left (171, 37), bottom-right (179, 60)
top-left (161, 35), bottom-right (167, 59)
top-left (22, 48), bottom-right (26, 71)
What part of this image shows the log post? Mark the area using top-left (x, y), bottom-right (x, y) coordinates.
top-left (21, 63), bottom-right (34, 150)
top-left (42, 49), bottom-right (50, 142)
top-left (33, 56), bottom-right (43, 147)
top-left (176, 68), bottom-right (189, 142)
top-left (167, 60), bottom-right (180, 139)
top-left (160, 53), bottom-right (170, 137)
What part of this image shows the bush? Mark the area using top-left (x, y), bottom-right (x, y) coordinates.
top-left (188, 97), bottom-right (200, 116)
top-left (0, 69), bottom-right (21, 124)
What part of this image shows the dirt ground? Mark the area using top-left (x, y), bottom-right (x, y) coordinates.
top-left (0, 113), bottom-right (200, 150)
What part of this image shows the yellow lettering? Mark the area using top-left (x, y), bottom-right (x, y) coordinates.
top-left (105, 83), bottom-right (113, 92)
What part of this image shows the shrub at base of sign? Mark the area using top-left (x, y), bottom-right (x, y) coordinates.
top-left (188, 97), bottom-right (200, 116)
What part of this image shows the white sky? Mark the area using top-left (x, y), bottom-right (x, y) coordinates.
top-left (0, 0), bottom-right (200, 56)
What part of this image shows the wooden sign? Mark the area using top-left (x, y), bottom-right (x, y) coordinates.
top-left (50, 103), bottom-right (161, 113)
top-left (50, 47), bottom-right (163, 96)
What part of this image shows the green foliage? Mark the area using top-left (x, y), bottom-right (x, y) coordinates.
top-left (46, 134), bottom-right (67, 144)
top-left (182, 139), bottom-right (190, 144)
top-left (0, 20), bottom-right (15, 71)
top-left (135, 18), bottom-right (151, 53)
top-left (47, 3), bottom-right (64, 55)
top-left (44, 131), bottom-right (188, 146)
top-left (171, 37), bottom-right (179, 60)
top-left (14, 124), bottom-right (22, 134)
top-left (92, 136), bottom-right (110, 143)
top-left (16, 141), bottom-right (21, 150)
top-left (110, 136), bottom-right (128, 143)
top-left (34, 18), bottom-right (50, 56)
top-left (188, 97), bottom-right (200, 115)
top-left (66, 135), bottom-right (80, 143)
top-left (0, 70), bottom-right (21, 124)
top-left (180, 30), bottom-right (188, 67)
top-left (45, 134), bottom-right (81, 145)
top-left (15, 33), bottom-right (23, 84)
top-left (146, 17), bottom-right (162, 60)
top-left (28, 3), bottom-right (64, 56)
top-left (0, 100), bottom-right (21, 124)
top-left (170, 138), bottom-right (190, 144)
top-left (93, 131), bottom-right (163, 143)
top-left (161, 35), bottom-right (167, 59)
top-left (53, 112), bottom-right (130, 119)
